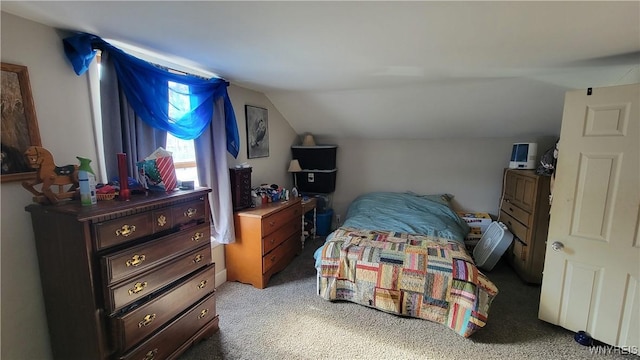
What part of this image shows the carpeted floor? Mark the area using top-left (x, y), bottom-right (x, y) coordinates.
top-left (179, 236), bottom-right (631, 360)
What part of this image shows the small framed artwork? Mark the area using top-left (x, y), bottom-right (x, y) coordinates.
top-left (245, 105), bottom-right (269, 159)
top-left (1, 62), bottom-right (42, 183)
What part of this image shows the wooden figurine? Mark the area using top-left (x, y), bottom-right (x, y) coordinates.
top-left (22, 146), bottom-right (79, 204)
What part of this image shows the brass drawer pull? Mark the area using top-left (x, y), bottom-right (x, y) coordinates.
top-left (157, 215), bottom-right (167, 227)
top-left (142, 348), bottom-right (158, 360)
top-left (138, 313), bottom-right (156, 328)
top-left (197, 280), bottom-right (208, 289)
top-left (191, 232), bottom-right (204, 242)
top-left (115, 224), bottom-right (136, 237)
top-left (270, 255), bottom-right (276, 263)
top-left (128, 281), bottom-right (148, 295)
top-left (198, 308), bottom-right (209, 319)
top-left (184, 208), bottom-right (197, 218)
top-left (268, 221), bottom-right (276, 227)
top-left (193, 254), bottom-right (204, 263)
top-left (126, 254), bottom-right (146, 267)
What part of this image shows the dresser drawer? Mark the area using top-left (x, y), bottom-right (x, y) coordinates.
top-left (262, 232), bottom-right (301, 274)
top-left (172, 200), bottom-right (206, 226)
top-left (103, 224), bottom-right (211, 285)
top-left (262, 218), bottom-right (300, 255)
top-left (112, 264), bottom-right (216, 352)
top-left (500, 210), bottom-right (529, 245)
top-left (261, 203), bottom-right (302, 237)
top-left (512, 237), bottom-right (528, 262)
top-left (95, 213), bottom-right (154, 250)
top-left (119, 292), bottom-right (217, 360)
top-left (501, 199), bottom-right (531, 227)
top-left (152, 208), bottom-right (174, 233)
top-left (106, 245), bottom-right (212, 314)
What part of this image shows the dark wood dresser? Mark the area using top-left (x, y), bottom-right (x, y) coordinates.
top-left (499, 169), bottom-right (551, 284)
top-left (229, 167), bottom-right (252, 210)
top-left (226, 198), bottom-right (302, 288)
top-left (26, 188), bottom-right (218, 360)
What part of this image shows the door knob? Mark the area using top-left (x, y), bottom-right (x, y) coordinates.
top-left (551, 241), bottom-right (564, 252)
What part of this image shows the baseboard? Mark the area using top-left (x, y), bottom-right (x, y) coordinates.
top-left (216, 268), bottom-right (227, 287)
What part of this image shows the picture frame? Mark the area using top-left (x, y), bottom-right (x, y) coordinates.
top-left (245, 105), bottom-right (269, 159)
top-left (1, 62), bottom-right (42, 182)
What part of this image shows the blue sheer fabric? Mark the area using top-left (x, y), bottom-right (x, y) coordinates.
top-left (63, 33), bottom-right (240, 157)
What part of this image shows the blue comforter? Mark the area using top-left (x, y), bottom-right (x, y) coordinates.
top-left (314, 192), bottom-right (470, 266)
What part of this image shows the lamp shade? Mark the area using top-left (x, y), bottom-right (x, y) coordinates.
top-left (288, 159), bottom-right (302, 172)
top-left (302, 134), bottom-right (316, 146)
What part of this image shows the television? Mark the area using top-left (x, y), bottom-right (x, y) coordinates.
top-left (509, 143), bottom-right (537, 169)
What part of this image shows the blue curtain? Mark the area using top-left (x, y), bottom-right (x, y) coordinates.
top-left (63, 32), bottom-right (240, 158)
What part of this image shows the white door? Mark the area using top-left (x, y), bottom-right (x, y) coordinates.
top-left (539, 83), bottom-right (639, 349)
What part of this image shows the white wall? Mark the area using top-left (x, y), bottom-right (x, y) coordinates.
top-left (227, 85), bottom-right (299, 188)
top-left (315, 136), bottom-right (558, 227)
top-left (0, 12), bottom-right (298, 359)
top-left (214, 85), bottom-right (299, 282)
top-left (1, 12), bottom-right (98, 360)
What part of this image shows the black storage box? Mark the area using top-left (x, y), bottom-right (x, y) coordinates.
top-left (295, 169), bottom-right (337, 193)
top-left (291, 145), bottom-right (337, 170)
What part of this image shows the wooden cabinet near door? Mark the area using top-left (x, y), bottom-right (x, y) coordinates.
top-left (500, 169), bottom-right (551, 284)
top-left (226, 198), bottom-right (302, 288)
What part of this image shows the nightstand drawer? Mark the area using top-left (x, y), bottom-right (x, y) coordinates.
top-left (501, 199), bottom-right (531, 227)
top-left (500, 211), bottom-right (529, 245)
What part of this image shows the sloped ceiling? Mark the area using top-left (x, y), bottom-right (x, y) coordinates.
top-left (2, 1), bottom-right (639, 139)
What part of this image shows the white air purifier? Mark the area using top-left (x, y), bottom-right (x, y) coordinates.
top-left (509, 142), bottom-right (538, 169)
top-left (473, 221), bottom-right (514, 271)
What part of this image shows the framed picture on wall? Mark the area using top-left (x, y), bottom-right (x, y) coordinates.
top-left (1, 62), bottom-right (42, 183)
top-left (245, 105), bottom-right (269, 159)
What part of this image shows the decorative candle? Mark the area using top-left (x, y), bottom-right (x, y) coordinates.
top-left (117, 153), bottom-right (130, 201)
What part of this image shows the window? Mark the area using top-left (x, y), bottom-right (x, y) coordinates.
top-left (165, 81), bottom-right (199, 186)
top-left (94, 53), bottom-right (205, 187)
top-left (165, 133), bottom-right (198, 186)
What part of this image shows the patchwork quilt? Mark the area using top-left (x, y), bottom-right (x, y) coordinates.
top-left (318, 227), bottom-right (498, 337)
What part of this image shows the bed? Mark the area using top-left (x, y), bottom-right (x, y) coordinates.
top-left (314, 192), bottom-right (498, 337)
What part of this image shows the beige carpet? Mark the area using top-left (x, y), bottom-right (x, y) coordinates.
top-left (179, 236), bottom-right (631, 360)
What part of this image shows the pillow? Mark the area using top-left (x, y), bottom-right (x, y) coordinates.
top-left (406, 191), bottom-right (454, 207)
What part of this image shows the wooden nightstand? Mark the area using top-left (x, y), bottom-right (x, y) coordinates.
top-left (301, 197), bottom-right (317, 248)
